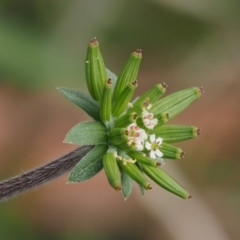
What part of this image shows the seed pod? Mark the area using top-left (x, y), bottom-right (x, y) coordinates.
top-left (113, 49), bottom-right (142, 102)
top-left (141, 164), bottom-right (191, 199)
top-left (112, 80), bottom-right (138, 118)
top-left (128, 83), bottom-right (167, 114)
top-left (127, 151), bottom-right (161, 167)
top-left (100, 78), bottom-right (112, 122)
top-left (161, 142), bottom-right (184, 159)
top-left (153, 125), bottom-right (200, 143)
top-left (103, 152), bottom-right (122, 191)
top-left (151, 87), bottom-right (203, 118)
top-left (85, 37), bottom-right (107, 101)
top-left (119, 161), bottom-right (152, 190)
top-left (114, 112), bottom-right (138, 128)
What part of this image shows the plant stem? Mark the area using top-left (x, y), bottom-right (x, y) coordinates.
top-left (0, 145), bottom-right (93, 202)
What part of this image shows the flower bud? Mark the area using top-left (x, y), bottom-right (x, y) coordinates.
top-left (129, 83), bottom-right (167, 114)
top-left (85, 38), bottom-right (107, 101)
top-left (112, 80), bottom-right (138, 118)
top-left (161, 142), bottom-right (184, 159)
top-left (151, 87), bottom-right (203, 119)
top-left (113, 49), bottom-right (142, 102)
top-left (103, 151), bottom-right (122, 191)
top-left (119, 161), bottom-right (152, 190)
top-left (154, 125), bottom-right (200, 143)
top-left (141, 164), bottom-right (191, 199)
top-left (127, 151), bottom-right (161, 167)
top-left (100, 78), bottom-right (112, 123)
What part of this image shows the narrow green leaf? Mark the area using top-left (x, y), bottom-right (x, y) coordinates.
top-left (138, 184), bottom-right (145, 196)
top-left (57, 87), bottom-right (100, 120)
top-left (68, 144), bottom-right (108, 182)
top-left (119, 164), bottom-right (134, 200)
top-left (136, 163), bottom-right (145, 196)
top-left (64, 121), bottom-right (107, 145)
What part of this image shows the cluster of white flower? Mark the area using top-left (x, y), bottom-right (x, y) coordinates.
top-left (125, 106), bottom-right (163, 159)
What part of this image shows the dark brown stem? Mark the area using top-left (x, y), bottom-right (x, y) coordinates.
top-left (0, 145), bottom-right (93, 202)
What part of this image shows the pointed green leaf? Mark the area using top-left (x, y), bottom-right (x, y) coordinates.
top-left (119, 164), bottom-right (134, 200)
top-left (64, 121), bottom-right (107, 145)
top-left (68, 144), bottom-right (108, 182)
top-left (138, 184), bottom-right (145, 196)
top-left (136, 163), bottom-right (145, 196)
top-left (57, 87), bottom-right (100, 120)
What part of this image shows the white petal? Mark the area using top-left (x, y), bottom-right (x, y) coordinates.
top-left (150, 134), bottom-right (155, 143)
top-left (150, 150), bottom-right (156, 159)
top-left (135, 139), bottom-right (144, 151)
top-left (156, 157), bottom-right (165, 164)
top-left (142, 109), bottom-right (149, 117)
top-left (152, 118), bottom-right (158, 126)
top-left (146, 124), bottom-right (154, 130)
top-left (145, 142), bottom-right (151, 150)
top-left (156, 137), bottom-right (163, 145)
top-left (143, 118), bottom-right (150, 125)
top-left (155, 149), bottom-right (163, 157)
top-left (139, 129), bottom-right (147, 140)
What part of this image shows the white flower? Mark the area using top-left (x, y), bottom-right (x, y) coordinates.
top-left (145, 134), bottom-right (163, 159)
top-left (142, 109), bottom-right (158, 129)
top-left (127, 123), bottom-right (147, 140)
top-left (126, 123), bottom-right (147, 151)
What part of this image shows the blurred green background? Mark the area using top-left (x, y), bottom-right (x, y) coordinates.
top-left (0, 0), bottom-right (240, 239)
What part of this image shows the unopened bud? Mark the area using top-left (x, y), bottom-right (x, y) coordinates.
top-left (127, 151), bottom-right (161, 167)
top-left (113, 49), bottom-right (142, 102)
top-left (85, 38), bottom-right (107, 101)
top-left (141, 164), bottom-right (190, 199)
top-left (119, 161), bottom-right (152, 190)
top-left (100, 78), bottom-right (112, 123)
top-left (154, 125), bottom-right (200, 143)
top-left (112, 80), bottom-right (138, 118)
top-left (161, 142), bottom-right (184, 159)
top-left (103, 151), bottom-right (122, 191)
top-left (151, 87), bottom-right (203, 119)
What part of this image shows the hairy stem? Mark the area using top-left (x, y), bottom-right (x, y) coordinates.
top-left (0, 145), bottom-right (93, 202)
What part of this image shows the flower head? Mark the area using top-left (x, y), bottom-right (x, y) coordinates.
top-left (142, 109), bottom-right (158, 129)
top-left (59, 38), bottom-right (203, 200)
top-left (145, 134), bottom-right (163, 159)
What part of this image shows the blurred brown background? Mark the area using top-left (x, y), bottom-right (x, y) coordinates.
top-left (0, 0), bottom-right (240, 239)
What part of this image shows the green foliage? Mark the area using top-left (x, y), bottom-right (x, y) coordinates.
top-left (64, 121), bottom-right (107, 145)
top-left (68, 145), bottom-right (108, 182)
top-left (57, 87), bottom-right (100, 120)
top-left (59, 38), bottom-right (202, 200)
top-left (119, 165), bottom-right (133, 199)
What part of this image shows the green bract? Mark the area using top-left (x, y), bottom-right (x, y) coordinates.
top-left (58, 38), bottom-right (203, 200)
